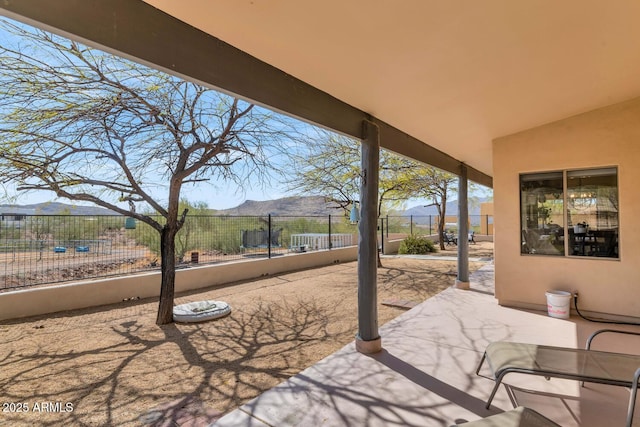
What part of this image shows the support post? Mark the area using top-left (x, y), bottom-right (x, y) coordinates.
top-left (268, 214), bottom-right (272, 259)
top-left (386, 215), bottom-right (389, 238)
top-left (379, 218), bottom-right (383, 255)
top-left (456, 164), bottom-right (470, 289)
top-left (356, 119), bottom-right (382, 354)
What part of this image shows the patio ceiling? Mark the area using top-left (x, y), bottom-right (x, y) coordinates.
top-left (146, 1), bottom-right (640, 176)
top-left (3, 1), bottom-right (640, 187)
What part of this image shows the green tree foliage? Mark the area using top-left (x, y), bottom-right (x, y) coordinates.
top-left (0, 19), bottom-right (295, 324)
top-left (132, 201), bottom-right (212, 262)
top-left (287, 129), bottom-right (463, 252)
top-left (287, 131), bottom-right (361, 212)
top-left (400, 168), bottom-right (458, 250)
top-left (287, 130), bottom-right (417, 217)
top-left (174, 200), bottom-right (209, 262)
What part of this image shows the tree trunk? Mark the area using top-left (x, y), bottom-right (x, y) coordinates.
top-left (438, 216), bottom-right (446, 250)
top-left (156, 225), bottom-right (177, 325)
top-left (377, 217), bottom-right (383, 268)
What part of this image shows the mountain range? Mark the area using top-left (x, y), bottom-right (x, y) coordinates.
top-left (216, 196), bottom-right (342, 216)
top-left (0, 202), bottom-right (117, 215)
top-left (0, 197), bottom-right (342, 217)
top-left (403, 197), bottom-right (491, 217)
top-left (1, 195), bottom-right (491, 217)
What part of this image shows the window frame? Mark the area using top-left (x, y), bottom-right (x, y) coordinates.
top-left (519, 166), bottom-right (619, 260)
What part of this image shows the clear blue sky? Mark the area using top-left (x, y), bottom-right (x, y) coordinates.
top-left (6, 179), bottom-right (491, 211)
top-left (3, 183), bottom-right (289, 210)
top-left (0, 16), bottom-right (492, 212)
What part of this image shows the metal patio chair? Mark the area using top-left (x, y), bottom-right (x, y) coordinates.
top-left (454, 406), bottom-right (560, 427)
top-left (476, 329), bottom-right (640, 427)
top-left (442, 231), bottom-right (457, 246)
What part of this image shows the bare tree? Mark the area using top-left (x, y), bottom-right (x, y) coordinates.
top-left (289, 132), bottom-right (359, 213)
top-left (0, 19), bottom-right (293, 324)
top-left (289, 130), bottom-right (467, 251)
top-left (288, 130), bottom-right (427, 266)
top-left (289, 131), bottom-right (415, 214)
top-left (406, 169), bottom-right (458, 250)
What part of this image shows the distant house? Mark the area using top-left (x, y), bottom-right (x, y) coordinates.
top-left (0, 208), bottom-right (36, 222)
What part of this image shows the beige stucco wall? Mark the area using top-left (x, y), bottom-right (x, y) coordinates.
top-left (480, 202), bottom-right (494, 235)
top-left (0, 247), bottom-right (357, 321)
top-left (382, 237), bottom-right (402, 255)
top-left (493, 97), bottom-right (640, 320)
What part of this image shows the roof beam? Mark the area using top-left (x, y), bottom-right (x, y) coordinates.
top-left (0, 0), bottom-right (492, 187)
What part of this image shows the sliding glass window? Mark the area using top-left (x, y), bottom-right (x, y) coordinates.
top-left (567, 168), bottom-right (618, 258)
top-left (520, 167), bottom-right (619, 258)
top-left (520, 172), bottom-right (564, 256)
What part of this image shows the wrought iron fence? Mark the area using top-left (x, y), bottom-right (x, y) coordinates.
top-left (380, 215), bottom-right (494, 238)
top-left (0, 214), bottom-right (358, 291)
top-left (0, 213), bottom-right (493, 291)
top-left (377, 215), bottom-right (493, 253)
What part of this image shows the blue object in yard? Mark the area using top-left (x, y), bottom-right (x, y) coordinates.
top-left (124, 217), bottom-right (136, 229)
top-left (54, 246), bottom-right (66, 253)
top-left (75, 246), bottom-right (90, 252)
top-left (349, 202), bottom-right (360, 223)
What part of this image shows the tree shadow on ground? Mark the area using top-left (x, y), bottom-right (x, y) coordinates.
top-left (0, 257), bottom-right (493, 426)
top-left (0, 296), bottom-right (343, 426)
top-left (378, 261), bottom-right (482, 302)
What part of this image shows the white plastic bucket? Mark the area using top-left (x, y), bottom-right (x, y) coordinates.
top-left (545, 290), bottom-right (572, 319)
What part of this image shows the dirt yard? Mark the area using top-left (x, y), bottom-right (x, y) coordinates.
top-left (0, 242), bottom-right (493, 426)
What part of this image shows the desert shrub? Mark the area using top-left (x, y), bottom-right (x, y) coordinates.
top-left (398, 235), bottom-right (437, 254)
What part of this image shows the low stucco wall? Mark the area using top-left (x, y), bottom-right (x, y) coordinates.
top-left (382, 233), bottom-right (493, 255)
top-left (493, 97), bottom-right (640, 320)
top-left (0, 246), bottom-right (358, 321)
top-left (382, 234), bottom-right (493, 256)
top-left (382, 237), bottom-right (402, 254)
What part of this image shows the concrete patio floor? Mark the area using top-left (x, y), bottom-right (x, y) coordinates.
top-left (213, 262), bottom-right (640, 426)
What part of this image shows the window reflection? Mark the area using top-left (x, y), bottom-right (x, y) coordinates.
top-left (567, 168), bottom-right (618, 258)
top-left (520, 172), bottom-right (564, 256)
top-left (520, 168), bottom-right (619, 259)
